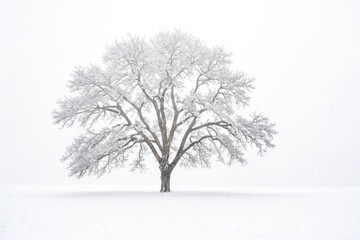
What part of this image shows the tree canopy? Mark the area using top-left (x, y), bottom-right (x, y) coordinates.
top-left (53, 30), bottom-right (276, 192)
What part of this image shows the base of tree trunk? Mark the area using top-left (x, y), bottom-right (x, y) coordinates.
top-left (160, 171), bottom-right (171, 193)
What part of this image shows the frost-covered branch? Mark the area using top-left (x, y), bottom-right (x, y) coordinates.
top-left (53, 30), bottom-right (276, 190)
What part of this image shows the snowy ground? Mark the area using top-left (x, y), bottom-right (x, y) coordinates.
top-left (0, 186), bottom-right (359, 240)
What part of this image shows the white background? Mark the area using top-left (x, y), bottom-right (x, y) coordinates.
top-left (0, 0), bottom-right (359, 187)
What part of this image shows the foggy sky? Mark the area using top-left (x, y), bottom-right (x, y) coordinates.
top-left (0, 0), bottom-right (359, 187)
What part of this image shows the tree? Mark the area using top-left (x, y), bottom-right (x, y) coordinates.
top-left (53, 30), bottom-right (276, 192)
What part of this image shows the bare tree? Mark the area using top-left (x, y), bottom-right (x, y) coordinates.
top-left (53, 30), bottom-right (276, 192)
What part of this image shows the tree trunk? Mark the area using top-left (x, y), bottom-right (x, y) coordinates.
top-left (160, 170), bottom-right (171, 193)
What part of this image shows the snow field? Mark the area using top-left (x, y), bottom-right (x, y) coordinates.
top-left (0, 186), bottom-right (359, 240)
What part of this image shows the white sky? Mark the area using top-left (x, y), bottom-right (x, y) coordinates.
top-left (0, 0), bottom-right (359, 187)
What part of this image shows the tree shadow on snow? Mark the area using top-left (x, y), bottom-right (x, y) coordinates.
top-left (50, 189), bottom-right (302, 199)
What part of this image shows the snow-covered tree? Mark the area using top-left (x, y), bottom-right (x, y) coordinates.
top-left (53, 30), bottom-right (276, 192)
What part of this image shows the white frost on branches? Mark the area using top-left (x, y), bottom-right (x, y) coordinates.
top-left (53, 30), bottom-right (276, 178)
